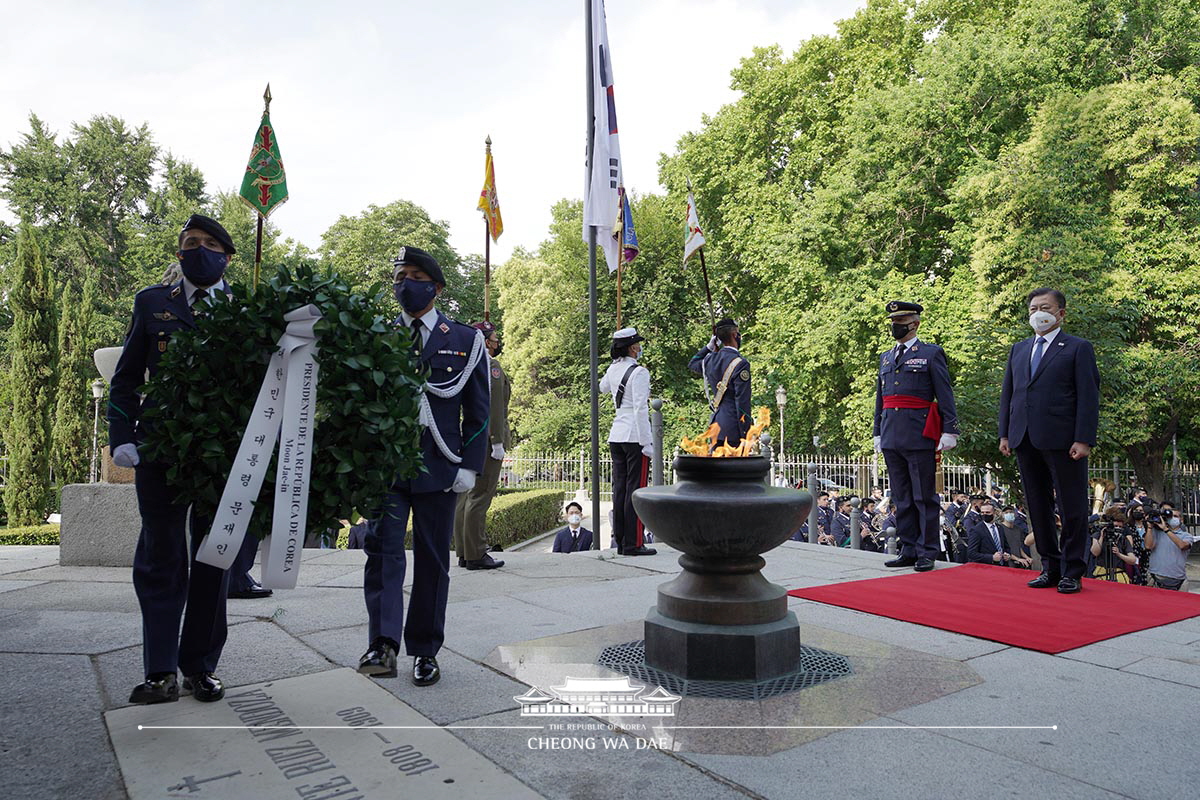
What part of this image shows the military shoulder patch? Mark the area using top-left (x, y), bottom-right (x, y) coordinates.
top-left (739, 369), bottom-right (750, 381)
top-left (438, 322), bottom-right (450, 333)
top-left (491, 366), bottom-right (501, 379)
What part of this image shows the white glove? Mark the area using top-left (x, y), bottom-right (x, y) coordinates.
top-left (706, 335), bottom-right (719, 352)
top-left (642, 443), bottom-right (654, 459)
top-left (491, 443), bottom-right (506, 461)
top-left (450, 468), bottom-right (476, 494)
top-left (937, 433), bottom-right (958, 452)
top-left (873, 436), bottom-right (882, 453)
top-left (112, 443), bottom-right (140, 468)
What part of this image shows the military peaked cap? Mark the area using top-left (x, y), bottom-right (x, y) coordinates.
top-left (885, 300), bottom-right (923, 318)
top-left (180, 214), bottom-right (236, 255)
top-left (392, 245), bottom-right (445, 286)
top-left (611, 326), bottom-right (645, 346)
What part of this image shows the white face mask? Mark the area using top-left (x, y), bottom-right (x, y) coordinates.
top-left (1003, 512), bottom-right (1016, 523)
top-left (1168, 517), bottom-right (1181, 528)
top-left (567, 514), bottom-right (582, 526)
top-left (1029, 310), bottom-right (1058, 334)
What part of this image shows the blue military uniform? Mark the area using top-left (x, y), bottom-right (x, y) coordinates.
top-left (688, 343), bottom-right (751, 446)
top-left (873, 301), bottom-right (959, 564)
top-left (363, 308), bottom-right (490, 658)
top-left (108, 277), bottom-right (232, 682)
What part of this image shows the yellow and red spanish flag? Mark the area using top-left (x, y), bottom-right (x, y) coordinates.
top-left (478, 143), bottom-right (503, 241)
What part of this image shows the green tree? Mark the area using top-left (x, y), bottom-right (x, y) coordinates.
top-left (319, 199), bottom-right (458, 291)
top-left (5, 223), bottom-right (55, 524)
top-left (51, 270), bottom-right (99, 486)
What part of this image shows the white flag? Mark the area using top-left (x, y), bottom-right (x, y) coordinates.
top-left (684, 184), bottom-right (706, 264)
top-left (583, 0), bottom-right (624, 273)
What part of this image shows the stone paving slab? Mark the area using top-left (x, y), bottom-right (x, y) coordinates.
top-left (889, 647), bottom-right (1200, 799)
top-left (0, 579), bottom-right (142, 612)
top-left (0, 545), bottom-right (61, 574)
top-left (3, 564), bottom-right (133, 582)
top-left (1058, 642), bottom-right (1148, 669)
top-left (105, 668), bottom-right (543, 799)
top-left (299, 624), bottom-right (529, 725)
top-left (0, 578), bottom-right (43, 593)
top-left (1119, 654), bottom-right (1200, 688)
top-left (1, 652), bottom-right (126, 800)
top-left (443, 595), bottom-right (585, 661)
top-left (0, 609), bottom-right (143, 654)
top-left (680, 722), bottom-right (1128, 800)
top-left (96, 620), bottom-right (335, 710)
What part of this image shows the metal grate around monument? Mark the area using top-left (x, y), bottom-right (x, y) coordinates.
top-left (596, 640), bottom-right (852, 700)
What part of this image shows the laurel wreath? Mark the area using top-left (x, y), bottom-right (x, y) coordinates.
top-left (140, 264), bottom-right (424, 540)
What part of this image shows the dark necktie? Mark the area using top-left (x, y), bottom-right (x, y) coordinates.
top-left (410, 318), bottom-right (423, 358)
top-left (894, 343), bottom-right (905, 363)
top-left (1030, 337), bottom-right (1046, 375)
top-left (191, 288), bottom-right (208, 306)
top-left (990, 524), bottom-right (1002, 553)
top-left (571, 532), bottom-right (578, 550)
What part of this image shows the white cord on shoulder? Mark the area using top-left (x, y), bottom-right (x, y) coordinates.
top-left (418, 329), bottom-right (486, 464)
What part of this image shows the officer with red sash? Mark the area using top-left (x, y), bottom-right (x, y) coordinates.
top-left (873, 301), bottom-right (959, 571)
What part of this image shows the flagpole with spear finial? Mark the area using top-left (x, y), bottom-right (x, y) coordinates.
top-left (253, 84), bottom-right (270, 290)
top-left (483, 136), bottom-right (492, 322)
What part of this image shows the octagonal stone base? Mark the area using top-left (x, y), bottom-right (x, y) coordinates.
top-left (644, 607), bottom-right (802, 681)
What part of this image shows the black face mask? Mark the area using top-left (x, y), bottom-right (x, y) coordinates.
top-left (492, 340), bottom-right (503, 357)
top-left (1130, 510), bottom-right (1145, 521)
top-left (891, 321), bottom-right (914, 340)
top-left (982, 514), bottom-right (994, 523)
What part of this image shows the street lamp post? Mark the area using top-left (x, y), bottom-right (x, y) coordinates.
top-left (90, 379), bottom-right (105, 483)
top-left (774, 385), bottom-right (787, 477)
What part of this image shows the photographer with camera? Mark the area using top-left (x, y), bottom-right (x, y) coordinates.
top-left (1124, 505), bottom-right (1154, 586)
top-left (1088, 507), bottom-right (1137, 583)
top-left (1144, 502), bottom-right (1194, 591)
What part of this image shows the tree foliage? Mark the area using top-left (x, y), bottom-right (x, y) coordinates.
top-left (5, 223), bottom-right (55, 524)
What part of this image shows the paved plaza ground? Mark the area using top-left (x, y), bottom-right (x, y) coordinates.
top-left (2, 530), bottom-right (1199, 800)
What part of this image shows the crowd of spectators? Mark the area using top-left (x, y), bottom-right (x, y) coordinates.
top-left (789, 484), bottom-right (1194, 590)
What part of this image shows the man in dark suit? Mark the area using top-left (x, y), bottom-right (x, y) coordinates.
top-left (873, 301), bottom-right (960, 572)
top-left (552, 502), bottom-right (594, 552)
top-left (999, 287), bottom-right (1100, 593)
top-left (966, 502), bottom-right (1031, 567)
top-left (453, 321), bottom-right (511, 570)
top-left (688, 317), bottom-right (751, 447)
top-left (108, 214), bottom-right (236, 704)
top-left (358, 246), bottom-right (490, 686)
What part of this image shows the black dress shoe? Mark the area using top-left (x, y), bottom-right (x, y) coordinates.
top-left (413, 656), bottom-right (440, 687)
top-left (1027, 571), bottom-right (1062, 589)
top-left (914, 557), bottom-right (935, 572)
top-left (228, 584), bottom-right (273, 599)
top-left (457, 557), bottom-right (466, 568)
top-left (884, 555), bottom-right (917, 568)
top-left (183, 672), bottom-right (225, 702)
top-left (358, 637), bottom-right (398, 678)
top-left (464, 553), bottom-right (504, 570)
top-left (1057, 576), bottom-right (1082, 594)
top-left (129, 673), bottom-right (178, 704)
top-left (624, 545), bottom-right (657, 556)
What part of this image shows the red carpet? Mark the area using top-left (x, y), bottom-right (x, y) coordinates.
top-left (787, 563), bottom-right (1200, 654)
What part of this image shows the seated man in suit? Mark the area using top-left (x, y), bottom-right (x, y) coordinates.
top-left (967, 502), bottom-right (1032, 567)
top-left (827, 498), bottom-right (853, 547)
top-left (552, 502), bottom-right (594, 553)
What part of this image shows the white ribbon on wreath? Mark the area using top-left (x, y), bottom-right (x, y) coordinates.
top-left (196, 304), bottom-right (322, 589)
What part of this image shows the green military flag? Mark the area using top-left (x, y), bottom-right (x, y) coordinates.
top-left (238, 85), bottom-right (288, 218)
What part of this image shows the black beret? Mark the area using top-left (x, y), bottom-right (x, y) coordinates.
top-left (885, 300), bottom-right (923, 318)
top-left (714, 317), bottom-right (737, 329)
top-left (392, 246), bottom-right (445, 286)
top-left (180, 214), bottom-right (236, 255)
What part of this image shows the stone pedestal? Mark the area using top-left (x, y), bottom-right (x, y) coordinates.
top-left (59, 483), bottom-right (140, 567)
top-left (644, 608), bottom-right (803, 681)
